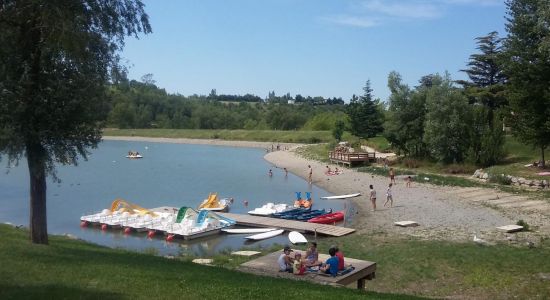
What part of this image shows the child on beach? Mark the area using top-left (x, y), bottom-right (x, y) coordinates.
top-left (406, 175), bottom-right (412, 188)
top-left (389, 167), bottom-right (396, 184)
top-left (308, 165), bottom-right (312, 184)
top-left (384, 183), bottom-right (393, 207)
top-left (369, 184), bottom-right (376, 211)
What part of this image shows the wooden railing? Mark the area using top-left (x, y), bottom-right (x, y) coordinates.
top-left (329, 151), bottom-right (376, 165)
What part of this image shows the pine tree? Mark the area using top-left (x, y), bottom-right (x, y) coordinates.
top-left (347, 80), bottom-right (384, 139)
top-left (501, 0), bottom-right (550, 167)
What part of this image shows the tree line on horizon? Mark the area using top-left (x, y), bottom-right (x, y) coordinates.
top-left (1, 0), bottom-right (548, 245)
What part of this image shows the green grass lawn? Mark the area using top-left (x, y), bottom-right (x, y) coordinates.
top-left (3, 225), bottom-right (549, 299)
top-left (103, 128), bottom-right (334, 144)
top-left (0, 225), bottom-right (424, 300)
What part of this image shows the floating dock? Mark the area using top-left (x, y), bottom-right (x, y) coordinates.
top-left (218, 213), bottom-right (355, 237)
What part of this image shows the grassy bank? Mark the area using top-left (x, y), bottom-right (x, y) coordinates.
top-left (3, 225), bottom-right (549, 299)
top-left (0, 225), bottom-right (422, 300)
top-left (103, 128), bottom-right (334, 144)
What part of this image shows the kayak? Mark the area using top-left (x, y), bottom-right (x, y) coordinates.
top-left (307, 211), bottom-right (345, 224)
top-left (320, 193), bottom-right (361, 200)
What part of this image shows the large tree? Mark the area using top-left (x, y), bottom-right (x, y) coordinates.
top-left (347, 80), bottom-right (384, 139)
top-left (501, 0), bottom-right (550, 167)
top-left (457, 31), bottom-right (507, 166)
top-left (424, 73), bottom-right (472, 164)
top-left (384, 72), bottom-right (427, 157)
top-left (0, 1), bottom-right (151, 244)
top-left (457, 31), bottom-right (508, 112)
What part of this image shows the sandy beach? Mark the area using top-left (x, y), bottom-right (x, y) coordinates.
top-left (105, 136), bottom-right (550, 244)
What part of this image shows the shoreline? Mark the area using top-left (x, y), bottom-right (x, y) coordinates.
top-left (104, 135), bottom-right (550, 243)
top-left (102, 135), bottom-right (303, 150)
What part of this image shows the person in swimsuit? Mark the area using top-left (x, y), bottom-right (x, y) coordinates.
top-left (384, 183), bottom-right (393, 207)
top-left (389, 168), bottom-right (396, 184)
top-left (369, 184), bottom-right (376, 211)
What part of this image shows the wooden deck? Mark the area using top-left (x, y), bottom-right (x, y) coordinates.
top-left (329, 151), bottom-right (376, 166)
top-left (218, 213), bottom-right (355, 237)
top-left (239, 249), bottom-right (376, 289)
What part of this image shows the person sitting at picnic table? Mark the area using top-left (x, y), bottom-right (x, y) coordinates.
top-left (304, 242), bottom-right (322, 267)
top-left (332, 245), bottom-right (345, 270)
top-left (293, 252), bottom-right (306, 275)
top-left (277, 245), bottom-right (294, 273)
top-left (319, 247), bottom-right (339, 277)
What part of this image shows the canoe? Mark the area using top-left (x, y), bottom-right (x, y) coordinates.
top-left (320, 193), bottom-right (361, 200)
top-left (294, 209), bottom-right (328, 221)
top-left (288, 231), bottom-right (308, 244)
top-left (307, 211), bottom-right (345, 224)
top-left (125, 155), bottom-right (143, 159)
top-left (245, 229), bottom-right (284, 240)
top-left (272, 208), bottom-right (308, 218)
top-left (222, 228), bottom-right (277, 234)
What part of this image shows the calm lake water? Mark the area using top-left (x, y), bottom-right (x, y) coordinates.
top-left (0, 140), bottom-right (348, 256)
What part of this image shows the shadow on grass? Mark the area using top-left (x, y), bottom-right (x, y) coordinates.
top-left (0, 284), bottom-right (121, 300)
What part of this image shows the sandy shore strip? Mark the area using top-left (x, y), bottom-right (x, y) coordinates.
top-left (105, 135), bottom-right (549, 243)
top-left (264, 150), bottom-right (550, 243)
top-left (103, 135), bottom-right (303, 150)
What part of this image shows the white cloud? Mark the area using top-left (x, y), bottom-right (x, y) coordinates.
top-left (362, 0), bottom-right (442, 20)
top-left (323, 15), bottom-right (379, 28)
top-left (322, 0), bottom-right (502, 29)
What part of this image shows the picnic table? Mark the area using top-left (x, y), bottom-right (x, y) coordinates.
top-left (239, 249), bottom-right (376, 289)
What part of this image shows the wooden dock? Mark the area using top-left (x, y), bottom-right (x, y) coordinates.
top-left (329, 151), bottom-right (375, 166)
top-left (218, 213), bottom-right (355, 237)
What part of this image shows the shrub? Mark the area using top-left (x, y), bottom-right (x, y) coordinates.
top-left (402, 158), bottom-right (421, 169)
top-left (444, 163), bottom-right (477, 174)
top-left (516, 220), bottom-right (530, 231)
top-left (488, 173), bottom-right (512, 185)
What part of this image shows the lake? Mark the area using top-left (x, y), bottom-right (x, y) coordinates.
top-left (0, 140), bottom-right (347, 256)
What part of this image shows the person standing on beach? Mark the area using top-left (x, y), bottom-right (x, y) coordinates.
top-left (308, 165), bottom-right (312, 184)
top-left (406, 175), bottom-right (412, 188)
top-left (284, 167), bottom-right (288, 177)
top-left (384, 183), bottom-right (393, 207)
top-left (369, 184), bottom-right (377, 211)
top-left (389, 167), bottom-right (396, 185)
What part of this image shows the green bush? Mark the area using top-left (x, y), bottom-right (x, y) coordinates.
top-left (516, 220), bottom-right (530, 231)
top-left (444, 163), bottom-right (477, 175)
top-left (488, 173), bottom-right (512, 185)
top-left (402, 158), bottom-right (421, 169)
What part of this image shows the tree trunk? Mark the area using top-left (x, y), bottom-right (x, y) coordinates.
top-left (26, 142), bottom-right (48, 245)
top-left (542, 146), bottom-right (546, 168)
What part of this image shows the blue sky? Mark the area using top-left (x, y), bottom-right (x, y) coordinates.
top-left (122, 0), bottom-right (507, 102)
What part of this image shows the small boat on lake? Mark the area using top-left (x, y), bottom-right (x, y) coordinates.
top-left (126, 151), bottom-right (143, 159)
top-left (271, 207), bottom-right (310, 218)
top-left (197, 193), bottom-right (232, 212)
top-left (222, 227), bottom-right (278, 234)
top-left (245, 229), bottom-right (284, 240)
top-left (248, 203), bottom-right (291, 216)
top-left (307, 211), bottom-right (345, 224)
top-left (320, 193), bottom-right (361, 200)
top-left (293, 191), bottom-right (313, 208)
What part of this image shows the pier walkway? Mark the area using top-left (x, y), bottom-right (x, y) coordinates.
top-left (218, 213), bottom-right (355, 237)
